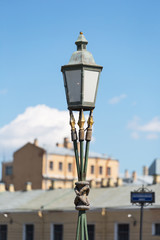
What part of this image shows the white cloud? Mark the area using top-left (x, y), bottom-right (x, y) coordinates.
top-left (128, 116), bottom-right (160, 140)
top-left (0, 105), bottom-right (79, 160)
top-left (108, 94), bottom-right (127, 104)
top-left (139, 117), bottom-right (160, 132)
top-left (146, 134), bottom-right (159, 140)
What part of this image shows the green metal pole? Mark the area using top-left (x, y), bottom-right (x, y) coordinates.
top-left (80, 141), bottom-right (84, 181)
top-left (76, 211), bottom-right (87, 240)
top-left (73, 140), bottom-right (80, 180)
top-left (81, 211), bottom-right (85, 240)
top-left (83, 141), bottom-right (90, 180)
top-left (76, 212), bottom-right (81, 240)
top-left (73, 110), bottom-right (91, 240)
top-left (84, 211), bottom-right (89, 240)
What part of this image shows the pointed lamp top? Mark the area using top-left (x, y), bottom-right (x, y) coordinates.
top-left (68, 32), bottom-right (96, 65)
top-left (75, 32), bottom-right (88, 50)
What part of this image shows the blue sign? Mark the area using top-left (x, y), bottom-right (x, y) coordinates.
top-left (131, 192), bottom-right (155, 203)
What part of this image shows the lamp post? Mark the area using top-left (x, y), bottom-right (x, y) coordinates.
top-left (61, 32), bottom-right (103, 240)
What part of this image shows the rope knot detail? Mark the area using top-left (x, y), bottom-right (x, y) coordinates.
top-left (74, 181), bottom-right (90, 210)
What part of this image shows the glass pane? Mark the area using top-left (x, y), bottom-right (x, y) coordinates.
top-left (65, 70), bottom-right (81, 103)
top-left (83, 70), bottom-right (99, 103)
top-left (91, 165), bottom-right (94, 174)
top-left (107, 167), bottom-right (111, 176)
top-left (155, 224), bottom-right (160, 235)
top-left (54, 224), bottom-right (63, 240)
top-left (25, 224), bottom-right (34, 240)
top-left (87, 225), bottom-right (95, 240)
top-left (0, 225), bottom-right (7, 240)
top-left (118, 224), bottom-right (129, 240)
top-left (5, 166), bottom-right (13, 176)
top-left (68, 163), bottom-right (72, 172)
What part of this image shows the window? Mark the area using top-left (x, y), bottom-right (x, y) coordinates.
top-left (59, 162), bottom-right (63, 171)
top-left (117, 224), bottom-right (129, 240)
top-left (155, 224), bottom-right (160, 235)
top-left (91, 165), bottom-right (95, 174)
top-left (49, 161), bottom-right (54, 170)
top-left (68, 163), bottom-right (72, 172)
top-left (24, 224), bottom-right (34, 240)
top-left (53, 224), bottom-right (63, 240)
top-left (5, 166), bottom-right (13, 176)
top-left (87, 224), bottom-right (95, 240)
top-left (153, 223), bottom-right (160, 235)
top-left (107, 167), bottom-right (111, 176)
top-left (99, 166), bottom-right (103, 175)
top-left (0, 225), bottom-right (7, 240)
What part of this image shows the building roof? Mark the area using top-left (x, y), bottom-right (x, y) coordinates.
top-left (122, 175), bottom-right (153, 186)
top-left (0, 184), bottom-right (159, 213)
top-left (149, 158), bottom-right (160, 175)
top-left (14, 142), bottom-right (46, 156)
top-left (48, 146), bottom-right (116, 160)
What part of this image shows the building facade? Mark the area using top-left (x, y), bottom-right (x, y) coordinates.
top-left (2, 138), bottom-right (119, 191)
top-left (0, 184), bottom-right (159, 240)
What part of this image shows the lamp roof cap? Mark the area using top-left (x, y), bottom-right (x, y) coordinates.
top-left (68, 32), bottom-right (96, 65)
top-left (75, 32), bottom-right (88, 46)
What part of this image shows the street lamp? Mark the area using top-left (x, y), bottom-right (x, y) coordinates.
top-left (128, 214), bottom-right (137, 226)
top-left (61, 32), bottom-right (103, 240)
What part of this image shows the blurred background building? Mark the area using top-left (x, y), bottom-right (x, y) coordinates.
top-left (2, 138), bottom-right (119, 191)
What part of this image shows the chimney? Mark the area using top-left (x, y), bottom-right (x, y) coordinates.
top-left (101, 178), bottom-right (108, 187)
top-left (90, 179), bottom-right (96, 188)
top-left (0, 183), bottom-right (5, 192)
top-left (49, 180), bottom-right (55, 190)
top-left (132, 171), bottom-right (137, 182)
top-left (8, 184), bottom-right (14, 192)
top-left (25, 182), bottom-right (32, 191)
top-left (56, 143), bottom-right (63, 148)
top-left (107, 178), bottom-right (115, 187)
top-left (143, 166), bottom-right (148, 176)
top-left (63, 137), bottom-right (73, 149)
top-left (125, 169), bottom-right (129, 178)
top-left (34, 138), bottom-right (38, 146)
top-left (153, 175), bottom-right (160, 184)
top-left (116, 177), bottom-right (123, 187)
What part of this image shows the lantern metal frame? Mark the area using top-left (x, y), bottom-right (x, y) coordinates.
top-left (62, 64), bottom-right (102, 111)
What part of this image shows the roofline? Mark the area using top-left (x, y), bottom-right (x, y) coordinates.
top-left (0, 205), bottom-right (160, 214)
top-left (14, 142), bottom-right (46, 155)
top-left (48, 152), bottom-right (118, 161)
top-left (2, 161), bottom-right (13, 165)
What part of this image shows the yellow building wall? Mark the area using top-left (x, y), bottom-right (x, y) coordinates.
top-left (105, 208), bottom-right (160, 240)
top-left (0, 208), bottom-right (159, 240)
top-left (44, 154), bottom-right (119, 188)
top-left (87, 157), bottom-right (119, 185)
top-left (2, 141), bottom-right (119, 190)
top-left (44, 154), bottom-right (77, 179)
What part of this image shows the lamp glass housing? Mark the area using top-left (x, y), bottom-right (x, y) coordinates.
top-left (83, 69), bottom-right (99, 102)
top-left (65, 70), bottom-right (81, 103)
top-left (62, 65), bottom-right (101, 111)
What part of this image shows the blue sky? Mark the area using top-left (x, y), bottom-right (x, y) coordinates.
top-left (0, 0), bottom-right (160, 176)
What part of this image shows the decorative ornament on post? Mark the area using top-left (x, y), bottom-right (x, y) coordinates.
top-left (61, 32), bottom-right (103, 240)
